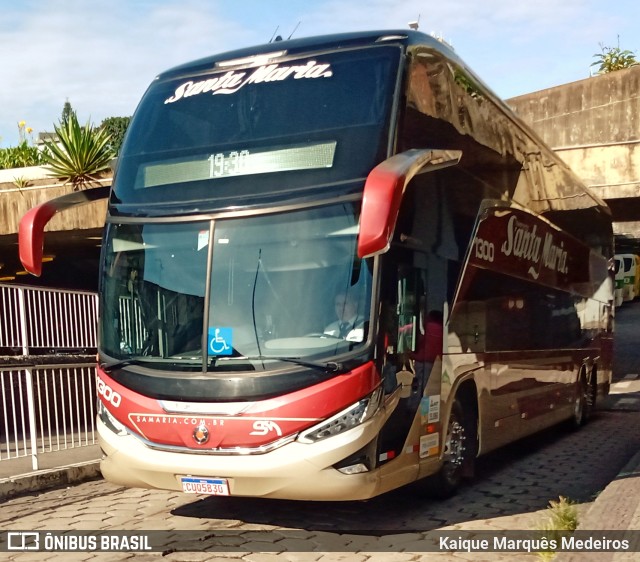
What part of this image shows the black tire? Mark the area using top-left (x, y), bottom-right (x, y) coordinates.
top-left (571, 371), bottom-right (594, 428)
top-left (421, 397), bottom-right (473, 499)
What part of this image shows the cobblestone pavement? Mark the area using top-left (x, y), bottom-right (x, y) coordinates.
top-left (2, 399), bottom-right (639, 561)
top-left (1, 303), bottom-right (639, 561)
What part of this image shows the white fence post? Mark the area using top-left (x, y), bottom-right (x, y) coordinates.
top-left (17, 286), bottom-right (29, 355)
top-left (24, 368), bottom-right (39, 471)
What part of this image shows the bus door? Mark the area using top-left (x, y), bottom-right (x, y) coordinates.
top-left (377, 252), bottom-right (444, 465)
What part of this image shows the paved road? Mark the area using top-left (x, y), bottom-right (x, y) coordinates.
top-left (2, 402), bottom-right (639, 561)
top-left (2, 303), bottom-right (640, 561)
top-left (614, 299), bottom-right (640, 378)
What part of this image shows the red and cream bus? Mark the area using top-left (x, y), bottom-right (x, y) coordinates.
top-left (20, 30), bottom-right (614, 500)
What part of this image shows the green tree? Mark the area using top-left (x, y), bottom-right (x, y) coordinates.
top-left (592, 39), bottom-right (638, 74)
top-left (99, 116), bottom-right (131, 155)
top-left (61, 99), bottom-right (75, 125)
top-left (43, 112), bottom-right (115, 190)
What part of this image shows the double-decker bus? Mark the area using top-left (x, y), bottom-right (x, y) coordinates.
top-left (19, 30), bottom-right (614, 500)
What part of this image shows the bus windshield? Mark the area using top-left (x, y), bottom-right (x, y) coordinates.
top-left (113, 45), bottom-right (401, 207)
top-left (100, 203), bottom-right (373, 371)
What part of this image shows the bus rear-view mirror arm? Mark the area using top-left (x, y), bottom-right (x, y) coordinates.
top-left (19, 185), bottom-right (110, 276)
top-left (357, 148), bottom-right (462, 258)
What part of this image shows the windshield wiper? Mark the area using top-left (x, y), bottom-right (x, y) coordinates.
top-left (100, 357), bottom-right (152, 373)
top-left (103, 355), bottom-right (343, 374)
top-left (100, 356), bottom-right (200, 373)
top-left (220, 355), bottom-right (343, 373)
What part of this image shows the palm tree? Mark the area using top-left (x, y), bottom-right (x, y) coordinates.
top-left (43, 112), bottom-right (115, 190)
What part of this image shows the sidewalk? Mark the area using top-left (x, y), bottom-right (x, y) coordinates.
top-left (554, 448), bottom-right (640, 562)
top-left (0, 445), bottom-right (101, 501)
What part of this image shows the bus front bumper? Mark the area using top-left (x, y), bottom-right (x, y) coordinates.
top-left (98, 416), bottom-right (387, 501)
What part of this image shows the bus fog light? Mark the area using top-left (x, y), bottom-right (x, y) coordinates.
top-left (337, 463), bottom-right (369, 475)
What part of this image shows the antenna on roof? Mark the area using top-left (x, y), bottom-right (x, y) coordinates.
top-left (408, 15), bottom-right (420, 30)
top-left (288, 21), bottom-right (301, 40)
top-left (269, 26), bottom-right (281, 43)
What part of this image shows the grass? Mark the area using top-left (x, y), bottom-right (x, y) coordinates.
top-left (534, 496), bottom-right (579, 561)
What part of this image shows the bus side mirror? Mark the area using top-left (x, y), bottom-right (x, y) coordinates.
top-left (357, 149), bottom-right (462, 258)
top-left (19, 203), bottom-right (57, 276)
top-left (19, 186), bottom-right (111, 276)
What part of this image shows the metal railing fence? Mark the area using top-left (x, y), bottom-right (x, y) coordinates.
top-left (0, 284), bottom-right (99, 471)
top-left (0, 284), bottom-right (97, 354)
top-left (0, 364), bottom-right (97, 470)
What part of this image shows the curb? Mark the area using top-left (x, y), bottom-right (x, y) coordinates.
top-left (575, 448), bottom-right (640, 531)
top-left (553, 449), bottom-right (640, 562)
top-left (0, 460), bottom-right (102, 502)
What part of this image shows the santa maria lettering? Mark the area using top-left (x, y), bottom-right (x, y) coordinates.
top-left (501, 214), bottom-right (542, 263)
top-left (499, 214), bottom-right (569, 279)
top-left (164, 60), bottom-right (333, 103)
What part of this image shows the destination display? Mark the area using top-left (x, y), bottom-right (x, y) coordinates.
top-left (138, 141), bottom-right (337, 188)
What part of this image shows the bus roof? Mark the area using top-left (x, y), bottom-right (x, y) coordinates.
top-left (156, 30), bottom-right (455, 79)
top-left (146, 29), bottom-right (610, 224)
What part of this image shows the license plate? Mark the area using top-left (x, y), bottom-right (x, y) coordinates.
top-left (181, 477), bottom-right (229, 495)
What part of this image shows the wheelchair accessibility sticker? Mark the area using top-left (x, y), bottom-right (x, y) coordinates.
top-left (208, 327), bottom-right (233, 355)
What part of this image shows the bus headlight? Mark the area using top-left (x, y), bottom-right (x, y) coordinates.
top-left (98, 401), bottom-right (128, 436)
top-left (298, 387), bottom-right (382, 444)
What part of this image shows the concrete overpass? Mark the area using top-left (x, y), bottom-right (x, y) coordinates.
top-left (1, 65), bottom-right (640, 289)
top-left (507, 64), bottom-right (640, 254)
top-left (0, 167), bottom-right (107, 289)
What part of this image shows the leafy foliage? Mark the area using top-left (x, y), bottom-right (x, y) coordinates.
top-left (0, 121), bottom-right (47, 170)
top-left (43, 112), bottom-right (115, 190)
top-left (0, 142), bottom-right (46, 169)
top-left (99, 116), bottom-right (131, 155)
top-left (534, 496), bottom-right (578, 561)
top-left (592, 41), bottom-right (638, 74)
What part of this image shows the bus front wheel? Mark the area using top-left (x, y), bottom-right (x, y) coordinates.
top-left (421, 397), bottom-right (474, 499)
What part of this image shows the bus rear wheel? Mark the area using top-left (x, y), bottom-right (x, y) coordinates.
top-left (571, 371), bottom-right (595, 428)
top-left (421, 397), bottom-right (472, 499)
